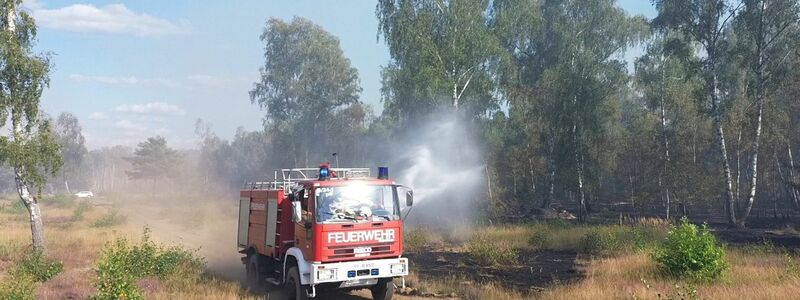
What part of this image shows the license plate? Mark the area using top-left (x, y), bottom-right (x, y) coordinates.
top-left (354, 247), bottom-right (372, 254)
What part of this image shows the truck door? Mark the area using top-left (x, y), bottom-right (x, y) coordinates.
top-left (293, 187), bottom-right (314, 259)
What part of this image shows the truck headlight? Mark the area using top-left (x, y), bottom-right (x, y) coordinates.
top-left (390, 263), bottom-right (406, 274)
top-left (317, 268), bottom-right (337, 281)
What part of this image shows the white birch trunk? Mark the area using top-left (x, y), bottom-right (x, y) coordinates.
top-left (7, 3), bottom-right (46, 252)
top-left (742, 1), bottom-right (767, 224)
top-left (710, 64), bottom-right (737, 225)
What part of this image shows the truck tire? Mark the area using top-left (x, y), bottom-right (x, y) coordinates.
top-left (246, 254), bottom-right (265, 292)
top-left (371, 278), bottom-right (394, 300)
top-left (286, 266), bottom-right (308, 300)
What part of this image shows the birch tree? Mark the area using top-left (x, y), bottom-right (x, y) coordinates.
top-left (735, 0), bottom-right (799, 224)
top-left (377, 0), bottom-right (503, 122)
top-left (0, 0), bottom-right (62, 251)
top-left (653, 0), bottom-right (744, 226)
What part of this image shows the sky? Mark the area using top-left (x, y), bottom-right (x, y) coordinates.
top-left (23, 0), bottom-right (656, 150)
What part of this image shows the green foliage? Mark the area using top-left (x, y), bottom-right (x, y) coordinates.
top-left (54, 112), bottom-right (89, 190)
top-left (653, 218), bottom-right (727, 281)
top-left (249, 17), bottom-right (363, 165)
top-left (785, 254), bottom-right (800, 279)
top-left (125, 136), bottom-right (181, 182)
top-left (0, 1), bottom-right (63, 193)
top-left (3, 199), bottom-right (28, 214)
top-left (528, 231), bottom-right (551, 250)
top-left (580, 229), bottom-right (624, 256)
top-left (93, 228), bottom-right (205, 300)
top-left (377, 0), bottom-right (504, 121)
top-left (526, 222), bottom-right (668, 256)
top-left (72, 200), bottom-right (93, 220)
top-left (0, 251), bottom-right (61, 300)
top-left (13, 250), bottom-right (63, 282)
top-left (0, 273), bottom-right (35, 300)
top-left (92, 210), bottom-right (127, 227)
top-left (466, 233), bottom-right (518, 267)
top-left (404, 229), bottom-right (430, 253)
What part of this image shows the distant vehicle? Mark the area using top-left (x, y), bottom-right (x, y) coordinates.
top-left (74, 191), bottom-right (94, 198)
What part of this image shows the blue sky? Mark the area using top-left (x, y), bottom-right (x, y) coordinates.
top-left (26, 0), bottom-right (655, 150)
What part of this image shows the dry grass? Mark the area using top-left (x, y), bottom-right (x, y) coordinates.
top-left (542, 250), bottom-right (800, 300)
top-left (0, 196), bottom-right (255, 300)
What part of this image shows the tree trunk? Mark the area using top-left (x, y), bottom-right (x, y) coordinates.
top-left (16, 169), bottom-right (46, 252)
top-left (742, 12), bottom-right (767, 224)
top-left (788, 141), bottom-right (800, 210)
top-left (710, 66), bottom-right (737, 226)
top-left (573, 115), bottom-right (586, 222)
top-left (659, 63), bottom-right (671, 220)
top-left (8, 5), bottom-right (45, 252)
top-left (542, 137), bottom-right (556, 209)
top-left (452, 81), bottom-right (459, 110)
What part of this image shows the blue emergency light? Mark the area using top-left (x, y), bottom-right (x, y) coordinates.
top-left (377, 167), bottom-right (389, 179)
top-left (319, 166), bottom-right (330, 180)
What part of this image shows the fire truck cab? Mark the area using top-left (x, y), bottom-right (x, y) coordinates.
top-left (238, 165), bottom-right (412, 300)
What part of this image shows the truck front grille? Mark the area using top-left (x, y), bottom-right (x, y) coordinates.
top-left (327, 242), bottom-right (394, 260)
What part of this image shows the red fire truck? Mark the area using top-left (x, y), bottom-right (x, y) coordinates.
top-left (238, 165), bottom-right (413, 300)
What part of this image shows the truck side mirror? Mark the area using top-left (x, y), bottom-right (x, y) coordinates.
top-left (405, 190), bottom-right (414, 207)
top-left (292, 201), bottom-right (302, 223)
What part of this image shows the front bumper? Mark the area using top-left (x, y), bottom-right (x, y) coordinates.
top-left (310, 257), bottom-right (408, 285)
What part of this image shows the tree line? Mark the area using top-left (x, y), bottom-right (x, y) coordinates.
top-left (207, 0), bottom-right (800, 227)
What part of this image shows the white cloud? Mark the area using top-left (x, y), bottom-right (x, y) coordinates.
top-left (186, 74), bottom-right (249, 88)
top-left (27, 2), bottom-right (189, 36)
top-left (69, 74), bottom-right (180, 88)
top-left (115, 102), bottom-right (186, 115)
top-left (88, 112), bottom-right (109, 120)
top-left (114, 119), bottom-right (147, 131)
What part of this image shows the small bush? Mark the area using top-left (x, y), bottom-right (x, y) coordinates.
top-left (14, 250), bottom-right (64, 282)
top-left (528, 232), bottom-right (551, 250)
top-left (653, 217), bottom-right (727, 282)
top-left (93, 228), bottom-right (204, 299)
top-left (72, 201), bottom-right (93, 221)
top-left (580, 229), bottom-right (622, 256)
top-left (784, 254), bottom-right (800, 279)
top-left (92, 210), bottom-right (127, 227)
top-left (466, 234), bottom-right (517, 266)
top-left (3, 200), bottom-right (28, 215)
top-left (404, 229), bottom-right (430, 252)
top-left (0, 273), bottom-right (35, 300)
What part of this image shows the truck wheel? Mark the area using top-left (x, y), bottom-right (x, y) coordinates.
top-left (286, 266), bottom-right (308, 300)
top-left (246, 254), bottom-right (265, 292)
top-left (371, 278), bottom-right (394, 300)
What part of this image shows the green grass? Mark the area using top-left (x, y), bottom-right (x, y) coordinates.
top-left (466, 233), bottom-right (518, 266)
top-left (471, 221), bottom-right (670, 257)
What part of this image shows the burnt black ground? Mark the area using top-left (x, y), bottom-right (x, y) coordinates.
top-left (406, 248), bottom-right (584, 292)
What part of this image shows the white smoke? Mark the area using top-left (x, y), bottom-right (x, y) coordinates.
top-left (391, 113), bottom-right (486, 236)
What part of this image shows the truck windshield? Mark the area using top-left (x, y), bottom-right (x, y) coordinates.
top-left (315, 184), bottom-right (399, 223)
